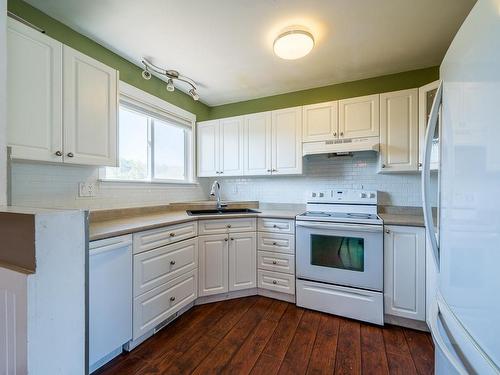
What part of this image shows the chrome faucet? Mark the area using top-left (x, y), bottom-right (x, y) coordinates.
top-left (210, 180), bottom-right (227, 210)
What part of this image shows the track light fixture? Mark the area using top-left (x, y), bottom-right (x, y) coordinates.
top-left (141, 57), bottom-right (200, 101)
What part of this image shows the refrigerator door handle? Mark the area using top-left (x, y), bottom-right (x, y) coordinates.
top-left (429, 299), bottom-right (469, 375)
top-left (422, 80), bottom-right (442, 269)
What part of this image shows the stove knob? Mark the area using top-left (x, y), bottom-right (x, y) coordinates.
top-left (319, 192), bottom-right (324, 198)
top-left (312, 192), bottom-right (317, 197)
top-left (369, 193), bottom-right (376, 198)
top-left (360, 193), bottom-right (367, 198)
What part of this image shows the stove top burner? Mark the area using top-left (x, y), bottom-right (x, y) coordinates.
top-left (297, 210), bottom-right (382, 224)
top-left (301, 211), bottom-right (331, 217)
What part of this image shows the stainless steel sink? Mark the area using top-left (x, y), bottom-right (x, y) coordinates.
top-left (186, 208), bottom-right (260, 216)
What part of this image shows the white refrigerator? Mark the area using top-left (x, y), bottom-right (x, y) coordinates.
top-left (422, 0), bottom-right (500, 373)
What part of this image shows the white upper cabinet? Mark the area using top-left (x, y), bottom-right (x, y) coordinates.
top-left (302, 101), bottom-right (338, 142)
top-left (339, 94), bottom-right (380, 138)
top-left (379, 88), bottom-right (419, 172)
top-left (7, 19), bottom-right (118, 167)
top-left (271, 107), bottom-right (303, 175)
top-left (63, 46), bottom-right (118, 166)
top-left (219, 116), bottom-right (244, 176)
top-left (7, 19), bottom-right (63, 162)
top-left (418, 80), bottom-right (440, 171)
top-left (244, 112), bottom-right (272, 175)
top-left (197, 120), bottom-right (220, 177)
top-left (384, 225), bottom-right (426, 321)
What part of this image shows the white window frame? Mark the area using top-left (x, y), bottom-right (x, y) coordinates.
top-left (99, 81), bottom-right (197, 185)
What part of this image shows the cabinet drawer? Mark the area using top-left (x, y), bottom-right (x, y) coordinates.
top-left (258, 251), bottom-right (295, 275)
top-left (258, 270), bottom-right (295, 295)
top-left (133, 269), bottom-right (197, 340)
top-left (198, 218), bottom-right (256, 235)
top-left (258, 232), bottom-right (295, 254)
top-left (258, 218), bottom-right (295, 234)
top-left (134, 238), bottom-right (198, 297)
top-left (133, 221), bottom-right (198, 254)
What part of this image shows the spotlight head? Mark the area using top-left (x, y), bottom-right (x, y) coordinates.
top-left (166, 79), bottom-right (175, 92)
top-left (189, 89), bottom-right (199, 101)
top-left (141, 70), bottom-right (151, 80)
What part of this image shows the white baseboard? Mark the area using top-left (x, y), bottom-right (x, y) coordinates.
top-left (257, 288), bottom-right (295, 303)
top-left (195, 288), bottom-right (258, 305)
top-left (384, 314), bottom-right (430, 332)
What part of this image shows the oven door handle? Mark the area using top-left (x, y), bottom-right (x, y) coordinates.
top-left (296, 221), bottom-right (383, 233)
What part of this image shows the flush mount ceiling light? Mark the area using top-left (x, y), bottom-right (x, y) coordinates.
top-left (141, 57), bottom-right (200, 101)
top-left (273, 29), bottom-right (314, 60)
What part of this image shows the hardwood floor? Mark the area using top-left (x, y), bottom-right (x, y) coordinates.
top-left (95, 296), bottom-right (434, 375)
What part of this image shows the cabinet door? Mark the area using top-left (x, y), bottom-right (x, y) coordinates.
top-left (63, 46), bottom-right (118, 166)
top-left (228, 232), bottom-right (256, 291)
top-left (244, 112), bottom-right (272, 175)
top-left (379, 89), bottom-right (418, 172)
top-left (384, 225), bottom-right (426, 321)
top-left (271, 107), bottom-right (303, 175)
top-left (7, 19), bottom-right (63, 162)
top-left (302, 101), bottom-right (338, 142)
top-left (418, 80), bottom-right (440, 171)
top-left (198, 234), bottom-right (228, 296)
top-left (197, 120), bottom-right (220, 177)
top-left (219, 116), bottom-right (244, 176)
top-left (339, 94), bottom-right (379, 138)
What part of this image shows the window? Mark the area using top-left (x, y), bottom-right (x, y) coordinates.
top-left (101, 83), bottom-right (195, 183)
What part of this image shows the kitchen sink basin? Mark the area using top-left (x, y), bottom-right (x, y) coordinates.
top-left (186, 208), bottom-right (260, 216)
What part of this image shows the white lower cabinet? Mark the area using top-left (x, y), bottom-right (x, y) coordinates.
top-left (258, 270), bottom-right (295, 295)
top-left (198, 234), bottom-right (229, 296)
top-left (384, 225), bottom-right (426, 321)
top-left (133, 269), bottom-right (197, 340)
top-left (257, 250), bottom-right (295, 274)
top-left (228, 232), bottom-right (257, 291)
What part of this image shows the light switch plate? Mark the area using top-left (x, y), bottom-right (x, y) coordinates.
top-left (79, 182), bottom-right (97, 197)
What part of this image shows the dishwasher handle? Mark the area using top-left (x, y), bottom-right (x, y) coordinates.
top-left (90, 236), bottom-right (132, 256)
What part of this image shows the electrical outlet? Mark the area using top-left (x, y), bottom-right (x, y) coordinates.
top-left (79, 182), bottom-right (97, 197)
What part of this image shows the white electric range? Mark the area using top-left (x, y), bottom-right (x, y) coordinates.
top-left (295, 189), bottom-right (384, 325)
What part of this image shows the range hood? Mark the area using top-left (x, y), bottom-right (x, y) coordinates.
top-left (302, 136), bottom-right (379, 156)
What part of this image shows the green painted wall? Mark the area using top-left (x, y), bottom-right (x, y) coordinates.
top-left (8, 0), bottom-right (439, 123)
top-left (7, 0), bottom-right (212, 120)
top-left (207, 66), bottom-right (439, 120)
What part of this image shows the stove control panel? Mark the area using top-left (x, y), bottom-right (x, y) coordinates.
top-left (307, 189), bottom-right (377, 204)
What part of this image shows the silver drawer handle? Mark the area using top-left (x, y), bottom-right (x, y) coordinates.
top-left (67, 152), bottom-right (74, 158)
top-left (55, 151), bottom-right (62, 156)
top-left (272, 242), bottom-right (277, 246)
top-left (170, 296), bottom-right (176, 302)
top-left (272, 261), bottom-right (277, 265)
top-left (272, 280), bottom-right (277, 284)
top-left (170, 260), bottom-right (176, 265)
top-left (169, 232), bottom-right (175, 237)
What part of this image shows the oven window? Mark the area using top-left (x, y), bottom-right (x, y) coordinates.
top-left (310, 234), bottom-right (364, 272)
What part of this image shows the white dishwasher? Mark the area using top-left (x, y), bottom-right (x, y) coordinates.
top-left (89, 235), bottom-right (132, 373)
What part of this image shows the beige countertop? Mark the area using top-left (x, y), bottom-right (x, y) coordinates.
top-left (379, 213), bottom-right (425, 227)
top-left (89, 208), bottom-right (302, 241)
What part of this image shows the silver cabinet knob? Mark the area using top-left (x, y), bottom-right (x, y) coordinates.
top-left (273, 224), bottom-right (278, 228)
top-left (272, 169), bottom-right (277, 172)
top-left (418, 162), bottom-right (423, 167)
top-left (55, 151), bottom-right (62, 156)
top-left (385, 229), bottom-right (390, 234)
top-left (267, 169), bottom-right (271, 173)
top-left (170, 260), bottom-right (176, 265)
top-left (272, 280), bottom-right (277, 285)
top-left (230, 238), bottom-right (234, 241)
top-left (169, 232), bottom-right (175, 237)
top-left (333, 132), bottom-right (337, 136)
top-left (340, 132), bottom-right (344, 137)
top-left (67, 152), bottom-right (74, 158)
top-left (224, 237), bottom-right (228, 242)
top-left (227, 224), bottom-right (232, 228)
top-left (381, 164), bottom-right (386, 169)
top-left (272, 242), bottom-right (277, 246)
top-left (272, 261), bottom-right (277, 265)
top-left (170, 296), bottom-right (176, 302)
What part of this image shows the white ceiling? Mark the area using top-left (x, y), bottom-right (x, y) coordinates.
top-left (25, 0), bottom-right (476, 106)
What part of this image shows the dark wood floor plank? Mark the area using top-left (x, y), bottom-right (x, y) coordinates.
top-left (403, 328), bottom-right (435, 375)
top-left (264, 299), bottom-right (289, 322)
top-left (224, 317), bottom-right (279, 373)
top-left (383, 325), bottom-right (418, 375)
top-left (261, 304), bottom-right (305, 360)
top-left (361, 324), bottom-right (390, 375)
top-left (96, 297), bottom-right (435, 375)
top-left (278, 310), bottom-right (321, 374)
top-left (193, 297), bottom-right (273, 374)
top-left (306, 315), bottom-right (340, 375)
top-left (250, 353), bottom-right (283, 375)
top-left (206, 295), bottom-right (259, 339)
top-left (334, 319), bottom-right (362, 375)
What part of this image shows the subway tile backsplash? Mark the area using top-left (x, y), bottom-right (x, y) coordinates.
top-left (10, 152), bottom-right (436, 209)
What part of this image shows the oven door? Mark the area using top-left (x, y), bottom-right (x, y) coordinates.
top-left (296, 221), bottom-right (383, 291)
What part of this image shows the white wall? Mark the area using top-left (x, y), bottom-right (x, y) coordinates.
top-left (0, 0), bottom-right (7, 205)
top-left (206, 152), bottom-right (436, 207)
top-left (10, 152), bottom-right (434, 209)
top-left (10, 162), bottom-right (211, 209)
